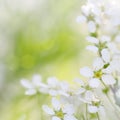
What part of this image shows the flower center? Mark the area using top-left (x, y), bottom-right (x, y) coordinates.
top-left (94, 70), bottom-right (103, 78)
top-left (55, 109), bottom-right (64, 119)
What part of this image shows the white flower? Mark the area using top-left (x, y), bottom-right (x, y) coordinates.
top-left (109, 59), bottom-right (120, 72)
top-left (47, 77), bottom-right (61, 96)
top-left (52, 116), bottom-right (61, 120)
top-left (86, 45), bottom-right (98, 53)
top-left (20, 74), bottom-right (47, 95)
top-left (107, 42), bottom-right (119, 53)
top-left (25, 89), bottom-right (37, 95)
top-left (85, 90), bottom-right (95, 102)
top-left (63, 104), bottom-right (75, 115)
top-left (80, 56), bottom-right (116, 86)
top-left (100, 35), bottom-right (111, 42)
top-left (115, 35), bottom-right (120, 43)
top-left (115, 89), bottom-right (120, 99)
top-left (88, 21), bottom-right (96, 33)
top-left (64, 115), bottom-right (77, 120)
top-left (77, 82), bottom-right (99, 103)
top-left (94, 16), bottom-right (102, 25)
top-left (88, 105), bottom-right (98, 113)
top-left (80, 67), bottom-right (94, 78)
top-left (91, 6), bottom-right (101, 16)
top-left (74, 78), bottom-right (85, 87)
top-left (42, 98), bottom-right (77, 120)
top-left (46, 77), bottom-right (70, 97)
top-left (21, 79), bottom-right (34, 89)
top-left (47, 77), bottom-right (59, 88)
top-left (81, 5), bottom-right (91, 16)
top-left (93, 57), bottom-right (104, 70)
top-left (89, 78), bottom-right (100, 88)
top-left (101, 49), bottom-right (111, 63)
top-left (86, 36), bottom-right (99, 44)
top-left (52, 97), bottom-right (61, 111)
top-left (80, 58), bottom-right (104, 79)
top-left (101, 75), bottom-right (116, 85)
top-left (42, 105), bottom-right (55, 115)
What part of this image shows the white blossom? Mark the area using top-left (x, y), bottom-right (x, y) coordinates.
top-left (88, 105), bottom-right (98, 113)
top-left (89, 78), bottom-right (100, 88)
top-left (93, 57), bottom-right (104, 70)
top-left (88, 21), bottom-right (96, 33)
top-left (115, 35), bottom-right (120, 43)
top-left (80, 67), bottom-right (93, 78)
top-left (42, 98), bottom-right (77, 120)
top-left (20, 74), bottom-right (47, 95)
top-left (102, 75), bottom-right (116, 85)
top-left (86, 36), bottom-right (99, 44)
top-left (101, 49), bottom-right (111, 63)
top-left (86, 45), bottom-right (98, 53)
top-left (21, 0), bottom-right (120, 119)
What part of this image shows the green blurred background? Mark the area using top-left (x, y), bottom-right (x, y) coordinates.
top-left (0, 0), bottom-right (94, 120)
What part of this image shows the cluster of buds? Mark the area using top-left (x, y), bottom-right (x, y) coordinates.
top-left (21, 0), bottom-right (120, 120)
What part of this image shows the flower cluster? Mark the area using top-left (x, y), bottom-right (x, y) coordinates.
top-left (77, 0), bottom-right (120, 101)
top-left (21, 0), bottom-right (120, 120)
top-left (21, 74), bottom-right (103, 119)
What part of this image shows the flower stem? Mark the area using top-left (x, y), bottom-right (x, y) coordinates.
top-left (106, 94), bottom-right (120, 118)
top-left (85, 104), bottom-right (89, 120)
top-left (96, 112), bottom-right (100, 120)
top-left (100, 80), bottom-right (120, 119)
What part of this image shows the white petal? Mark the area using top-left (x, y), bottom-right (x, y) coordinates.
top-left (101, 35), bottom-right (111, 42)
top-left (20, 79), bottom-right (33, 89)
top-left (107, 42), bottom-right (118, 53)
top-left (93, 57), bottom-right (104, 70)
top-left (32, 74), bottom-right (42, 86)
top-left (94, 17), bottom-right (101, 25)
top-left (89, 78), bottom-right (100, 88)
top-left (86, 36), bottom-right (99, 44)
top-left (115, 89), bottom-right (120, 98)
top-left (42, 105), bottom-right (55, 115)
top-left (81, 5), bottom-right (90, 16)
top-left (49, 90), bottom-right (59, 96)
top-left (101, 49), bottom-right (110, 63)
top-left (102, 75), bottom-right (116, 85)
top-left (88, 105), bottom-right (98, 113)
top-left (115, 35), bottom-right (120, 42)
top-left (80, 67), bottom-right (93, 78)
top-left (86, 45), bottom-right (98, 53)
top-left (91, 6), bottom-right (101, 16)
top-left (88, 21), bottom-right (96, 33)
top-left (60, 81), bottom-right (69, 91)
top-left (85, 91), bottom-right (94, 102)
top-left (98, 106), bottom-right (106, 117)
top-left (52, 116), bottom-right (61, 120)
top-left (58, 91), bottom-right (69, 97)
top-left (110, 59), bottom-right (120, 72)
top-left (74, 78), bottom-right (85, 86)
top-left (25, 89), bottom-right (36, 95)
top-left (76, 15), bottom-right (87, 23)
top-left (47, 77), bottom-right (59, 88)
top-left (63, 104), bottom-right (75, 114)
top-left (64, 115), bottom-right (77, 120)
top-left (76, 88), bottom-right (86, 94)
top-left (102, 66), bottom-right (113, 74)
top-left (52, 98), bottom-right (61, 111)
